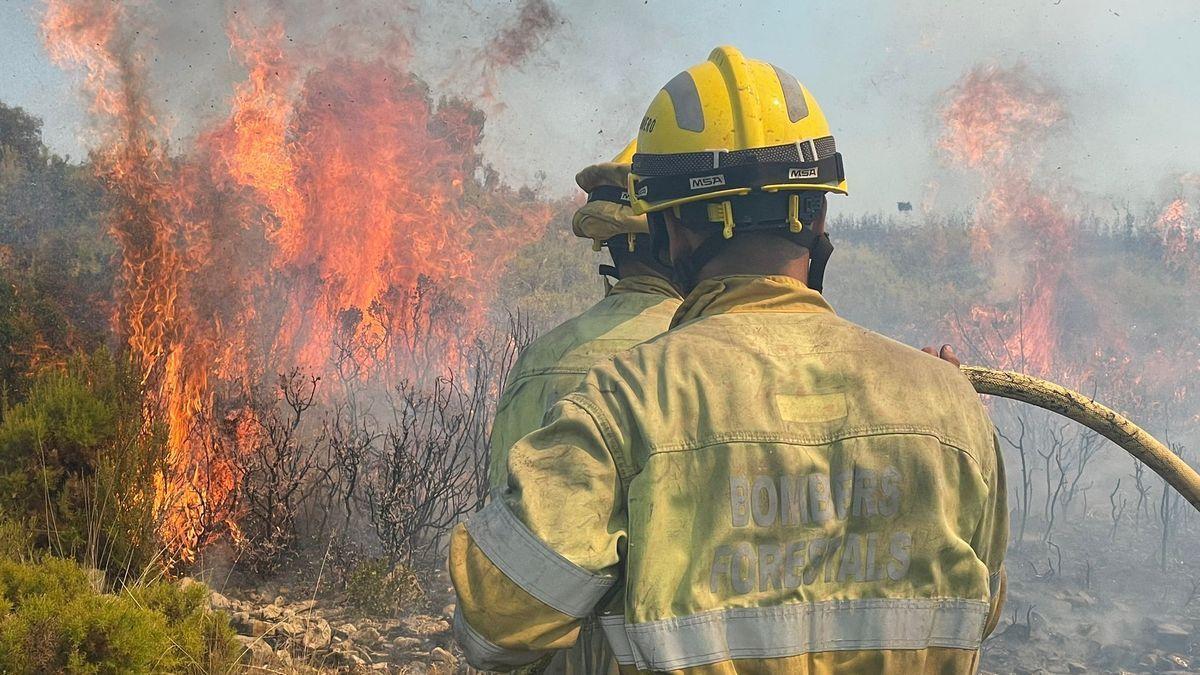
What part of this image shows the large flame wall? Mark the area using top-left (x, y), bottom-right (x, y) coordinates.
top-left (43, 0), bottom-right (555, 558)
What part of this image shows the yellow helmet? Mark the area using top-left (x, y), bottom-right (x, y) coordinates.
top-left (571, 140), bottom-right (647, 251)
top-left (627, 46), bottom-right (845, 293)
top-left (571, 140), bottom-right (673, 285)
top-left (629, 45), bottom-right (846, 220)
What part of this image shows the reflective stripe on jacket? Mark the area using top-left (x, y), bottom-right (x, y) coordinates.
top-left (485, 274), bottom-right (680, 674)
top-left (454, 275), bottom-right (1008, 674)
top-left (488, 275), bottom-right (682, 490)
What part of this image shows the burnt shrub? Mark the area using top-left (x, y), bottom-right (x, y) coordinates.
top-left (234, 370), bottom-right (325, 574)
top-left (343, 557), bottom-right (426, 617)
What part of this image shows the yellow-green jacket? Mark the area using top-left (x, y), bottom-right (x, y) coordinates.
top-left (488, 275), bottom-right (682, 489)
top-left (455, 275), bottom-right (1008, 674)
top-left (486, 274), bottom-right (681, 674)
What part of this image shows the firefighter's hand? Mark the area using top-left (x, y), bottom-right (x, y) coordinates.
top-left (921, 344), bottom-right (961, 366)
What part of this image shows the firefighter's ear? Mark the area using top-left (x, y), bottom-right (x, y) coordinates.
top-left (939, 345), bottom-right (960, 366)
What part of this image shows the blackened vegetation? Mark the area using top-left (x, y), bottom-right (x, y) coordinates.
top-left (367, 372), bottom-right (491, 567)
top-left (237, 370), bottom-right (324, 572)
top-left (181, 306), bottom-right (534, 583)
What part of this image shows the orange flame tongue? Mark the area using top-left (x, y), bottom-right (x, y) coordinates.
top-left (1155, 197), bottom-right (1200, 282)
top-left (43, 2), bottom-right (553, 559)
top-left (940, 66), bottom-right (1073, 377)
top-left (42, 0), bottom-right (226, 556)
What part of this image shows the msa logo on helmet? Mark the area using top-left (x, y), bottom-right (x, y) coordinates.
top-left (689, 174), bottom-right (726, 190)
top-left (789, 167), bottom-right (819, 180)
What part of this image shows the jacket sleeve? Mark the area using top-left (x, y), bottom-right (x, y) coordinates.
top-left (450, 395), bottom-right (627, 671)
top-left (976, 430), bottom-right (1010, 638)
top-left (486, 370), bottom-right (535, 491)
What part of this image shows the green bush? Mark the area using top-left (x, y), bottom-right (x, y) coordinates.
top-left (0, 102), bottom-right (111, 399)
top-left (0, 349), bottom-right (167, 576)
top-left (343, 557), bottom-right (425, 616)
top-left (0, 557), bottom-right (238, 674)
top-left (125, 579), bottom-right (240, 674)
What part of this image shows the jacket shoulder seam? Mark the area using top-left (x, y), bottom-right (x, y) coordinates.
top-left (505, 366), bottom-right (592, 385)
top-left (560, 394), bottom-right (636, 483)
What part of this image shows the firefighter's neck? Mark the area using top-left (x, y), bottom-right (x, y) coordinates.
top-left (615, 257), bottom-right (670, 281)
top-left (685, 230), bottom-right (812, 284)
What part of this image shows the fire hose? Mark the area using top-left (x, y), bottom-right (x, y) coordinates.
top-left (962, 366), bottom-right (1200, 513)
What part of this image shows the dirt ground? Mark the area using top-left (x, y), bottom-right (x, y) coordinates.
top-left (194, 508), bottom-right (1199, 674)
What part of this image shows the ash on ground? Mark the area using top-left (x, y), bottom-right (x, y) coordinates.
top-left (981, 515), bottom-right (1200, 675)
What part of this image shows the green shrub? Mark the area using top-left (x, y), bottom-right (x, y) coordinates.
top-left (344, 557), bottom-right (425, 616)
top-left (125, 580), bottom-right (239, 673)
top-left (0, 557), bottom-right (239, 674)
top-left (0, 509), bottom-right (30, 561)
top-left (0, 349), bottom-right (166, 575)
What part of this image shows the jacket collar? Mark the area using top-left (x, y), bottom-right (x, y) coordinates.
top-left (670, 275), bottom-right (834, 328)
top-left (608, 275), bottom-right (682, 301)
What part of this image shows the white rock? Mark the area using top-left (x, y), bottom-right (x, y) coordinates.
top-left (207, 590), bottom-right (233, 611)
top-left (303, 618), bottom-right (333, 650)
top-left (357, 626), bottom-right (381, 646)
top-left (392, 636), bottom-right (422, 651)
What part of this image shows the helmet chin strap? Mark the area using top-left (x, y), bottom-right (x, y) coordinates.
top-left (671, 229), bottom-right (834, 294)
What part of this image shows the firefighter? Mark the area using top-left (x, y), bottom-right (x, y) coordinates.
top-left (453, 46), bottom-right (1007, 673)
top-left (487, 142), bottom-right (682, 673)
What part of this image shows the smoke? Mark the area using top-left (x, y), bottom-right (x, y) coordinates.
top-left (469, 0), bottom-right (564, 107)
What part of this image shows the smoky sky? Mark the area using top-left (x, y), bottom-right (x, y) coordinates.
top-left (3, 0), bottom-right (1200, 213)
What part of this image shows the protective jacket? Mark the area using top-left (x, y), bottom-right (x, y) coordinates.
top-left (487, 274), bottom-right (681, 674)
top-left (454, 275), bottom-right (1008, 674)
top-left (488, 275), bottom-right (682, 489)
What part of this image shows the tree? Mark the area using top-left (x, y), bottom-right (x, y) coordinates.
top-left (0, 102), bottom-right (109, 399)
top-left (0, 102), bottom-right (46, 173)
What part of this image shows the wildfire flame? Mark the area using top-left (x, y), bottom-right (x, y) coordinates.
top-left (941, 66), bottom-right (1198, 424)
top-left (940, 65), bottom-right (1073, 377)
top-left (43, 0), bottom-right (555, 558)
top-left (1154, 197), bottom-right (1200, 281)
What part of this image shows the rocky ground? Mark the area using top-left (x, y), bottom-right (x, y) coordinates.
top-left (191, 565), bottom-right (465, 674)
top-left (191, 514), bottom-right (1198, 674)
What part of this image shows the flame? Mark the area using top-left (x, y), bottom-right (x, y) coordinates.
top-left (1154, 197), bottom-right (1200, 281)
top-left (940, 65), bottom-right (1072, 377)
top-left (42, 0), bottom-right (225, 553)
top-left (940, 66), bottom-right (1198, 424)
top-left (43, 0), bottom-right (554, 559)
